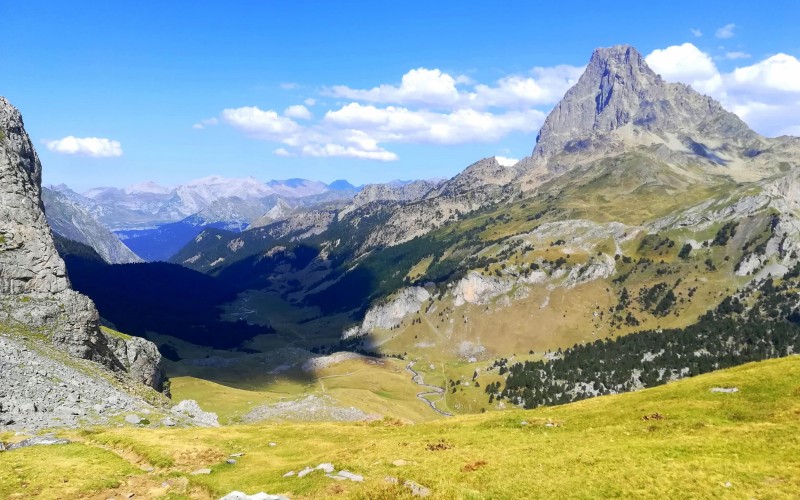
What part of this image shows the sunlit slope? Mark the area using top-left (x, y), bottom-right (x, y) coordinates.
top-left (3, 355), bottom-right (799, 499)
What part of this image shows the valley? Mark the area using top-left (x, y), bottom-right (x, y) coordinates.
top-left (3, 34), bottom-right (800, 499)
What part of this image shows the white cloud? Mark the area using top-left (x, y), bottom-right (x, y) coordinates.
top-left (725, 51), bottom-right (751, 60)
top-left (494, 156), bottom-right (518, 166)
top-left (273, 147), bottom-right (294, 157)
top-left (470, 65), bottom-right (584, 108)
top-left (730, 54), bottom-right (800, 93)
top-left (284, 104), bottom-right (312, 120)
top-left (327, 68), bottom-right (463, 108)
top-left (715, 23), bottom-right (736, 39)
top-left (301, 143), bottom-right (398, 161)
top-left (192, 117), bottom-right (218, 130)
top-left (280, 82), bottom-right (299, 90)
top-left (325, 65), bottom-right (583, 110)
top-left (645, 43), bottom-right (722, 94)
top-left (324, 103), bottom-right (544, 145)
top-left (646, 43), bottom-right (800, 137)
top-left (44, 136), bottom-right (123, 157)
top-left (690, 28), bottom-right (702, 37)
top-left (304, 98), bottom-right (316, 106)
top-left (220, 106), bottom-right (301, 141)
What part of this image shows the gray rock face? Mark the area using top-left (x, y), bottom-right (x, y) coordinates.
top-left (41, 186), bottom-right (142, 264)
top-left (0, 96), bottom-right (164, 396)
top-left (530, 45), bottom-right (758, 165)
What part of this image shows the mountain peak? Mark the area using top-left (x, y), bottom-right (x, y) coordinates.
top-left (529, 44), bottom-right (758, 166)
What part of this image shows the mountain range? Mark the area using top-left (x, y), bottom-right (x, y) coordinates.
top-left (4, 44), bottom-right (800, 499)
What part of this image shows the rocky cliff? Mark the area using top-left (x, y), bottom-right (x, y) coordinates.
top-left (42, 186), bottom-right (142, 264)
top-left (0, 96), bottom-right (164, 392)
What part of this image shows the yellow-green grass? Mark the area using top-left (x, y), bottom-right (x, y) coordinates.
top-left (4, 355), bottom-right (799, 499)
top-left (168, 357), bottom-right (444, 424)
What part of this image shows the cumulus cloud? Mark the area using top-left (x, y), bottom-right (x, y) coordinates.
top-left (325, 65), bottom-right (583, 110)
top-left (221, 106), bottom-right (301, 141)
top-left (645, 43), bottom-right (722, 94)
top-left (324, 103), bottom-right (544, 145)
top-left (284, 104), bottom-right (312, 120)
top-left (646, 43), bottom-right (800, 137)
top-left (494, 156), bottom-right (519, 166)
top-left (715, 23), bottom-right (736, 39)
top-left (327, 68), bottom-right (463, 108)
top-left (730, 54), bottom-right (800, 93)
top-left (44, 136), bottom-right (123, 157)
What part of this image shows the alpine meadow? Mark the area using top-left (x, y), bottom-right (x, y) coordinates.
top-left (2, 2), bottom-right (800, 499)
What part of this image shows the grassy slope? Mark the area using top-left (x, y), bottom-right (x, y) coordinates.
top-left (2, 355), bottom-right (799, 499)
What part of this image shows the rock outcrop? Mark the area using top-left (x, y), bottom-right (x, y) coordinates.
top-left (344, 287), bottom-right (431, 338)
top-left (0, 96), bottom-right (164, 393)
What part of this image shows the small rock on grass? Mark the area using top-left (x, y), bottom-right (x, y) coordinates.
top-left (190, 468), bottom-right (212, 475)
top-left (404, 480), bottom-right (431, 497)
top-left (230, 452), bottom-right (245, 457)
top-left (336, 470), bottom-right (364, 482)
top-left (315, 463), bottom-right (335, 473)
top-left (710, 387), bottom-right (739, 393)
top-left (392, 459), bottom-right (409, 467)
top-left (226, 459), bottom-right (237, 465)
top-left (282, 471), bottom-right (295, 477)
top-left (124, 414), bottom-right (142, 425)
top-left (297, 467), bottom-right (315, 478)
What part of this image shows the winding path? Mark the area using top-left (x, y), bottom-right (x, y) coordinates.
top-left (406, 362), bottom-right (453, 417)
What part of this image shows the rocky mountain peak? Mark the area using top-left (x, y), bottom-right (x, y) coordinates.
top-left (529, 44), bottom-right (759, 167)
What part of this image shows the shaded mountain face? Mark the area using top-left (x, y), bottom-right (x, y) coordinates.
top-left (42, 186), bottom-right (141, 264)
top-left (0, 96), bottom-right (163, 390)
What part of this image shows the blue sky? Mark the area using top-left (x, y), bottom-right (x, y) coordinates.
top-left (2, 1), bottom-right (799, 191)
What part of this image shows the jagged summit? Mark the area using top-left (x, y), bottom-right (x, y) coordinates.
top-left (532, 45), bottom-right (757, 163)
top-left (513, 44), bottom-right (800, 189)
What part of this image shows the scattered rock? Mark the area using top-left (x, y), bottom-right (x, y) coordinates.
top-left (124, 414), bottom-right (142, 425)
top-left (710, 387), bottom-right (739, 393)
top-left (336, 470), bottom-right (364, 482)
top-left (268, 442), bottom-right (277, 447)
top-left (392, 459), bottom-right (409, 467)
top-left (219, 492), bottom-right (290, 500)
top-left (190, 468), bottom-right (212, 475)
top-left (230, 452), bottom-right (245, 457)
top-left (641, 413), bottom-right (664, 421)
top-left (723, 481), bottom-right (732, 488)
top-left (297, 467), bottom-right (315, 478)
top-left (282, 471), bottom-right (295, 478)
top-left (226, 459), bottom-right (237, 465)
top-left (0, 442), bottom-right (5, 452)
top-left (315, 463), bottom-right (335, 474)
top-left (404, 480), bottom-right (432, 497)
top-left (171, 400), bottom-right (219, 427)
top-left (161, 417), bottom-right (176, 427)
top-left (7, 435), bottom-right (70, 450)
